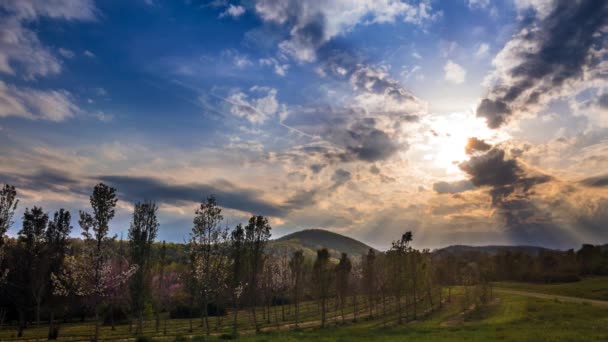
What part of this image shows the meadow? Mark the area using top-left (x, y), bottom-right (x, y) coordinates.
top-left (2, 280), bottom-right (608, 341)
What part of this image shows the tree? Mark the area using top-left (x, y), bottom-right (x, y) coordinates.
top-left (289, 250), bottom-right (305, 327)
top-left (244, 215), bottom-right (271, 333)
top-left (363, 248), bottom-right (376, 318)
top-left (128, 201), bottom-right (159, 335)
top-left (229, 224), bottom-right (245, 337)
top-left (335, 252), bottom-right (352, 323)
top-left (45, 209), bottom-right (72, 339)
top-left (0, 184), bottom-right (17, 330)
top-left (190, 196), bottom-right (226, 336)
top-left (22, 207), bottom-right (50, 327)
top-left (154, 241), bottom-right (167, 333)
top-left (78, 183), bottom-right (119, 342)
top-left (313, 248), bottom-right (332, 328)
top-left (388, 231), bottom-right (412, 324)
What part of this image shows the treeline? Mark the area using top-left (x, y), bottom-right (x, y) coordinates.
top-left (1, 182), bottom-right (604, 340)
top-left (440, 244), bottom-right (608, 284)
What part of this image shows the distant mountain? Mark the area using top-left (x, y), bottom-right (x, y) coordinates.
top-left (269, 229), bottom-right (375, 260)
top-left (434, 244), bottom-right (554, 256)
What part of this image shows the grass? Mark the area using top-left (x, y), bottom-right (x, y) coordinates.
top-left (2, 283), bottom-right (608, 341)
top-left (494, 276), bottom-right (608, 301)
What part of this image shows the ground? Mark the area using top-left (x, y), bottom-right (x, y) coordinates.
top-left (2, 278), bottom-right (608, 341)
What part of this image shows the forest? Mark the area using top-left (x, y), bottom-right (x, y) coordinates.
top-left (0, 183), bottom-right (607, 341)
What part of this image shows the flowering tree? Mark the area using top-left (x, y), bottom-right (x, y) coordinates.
top-left (190, 196), bottom-right (227, 337)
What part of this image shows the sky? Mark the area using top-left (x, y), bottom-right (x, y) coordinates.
top-left (0, 0), bottom-right (607, 250)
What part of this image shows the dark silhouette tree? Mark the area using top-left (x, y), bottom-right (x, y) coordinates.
top-left (313, 248), bottom-right (332, 328)
top-left (335, 252), bottom-right (352, 323)
top-left (128, 201), bottom-right (159, 335)
top-left (229, 223), bottom-right (245, 337)
top-left (363, 248), bottom-right (376, 318)
top-left (244, 215), bottom-right (271, 333)
top-left (289, 250), bottom-right (305, 328)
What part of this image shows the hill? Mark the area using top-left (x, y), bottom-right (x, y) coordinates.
top-left (435, 244), bottom-right (553, 256)
top-left (269, 229), bottom-right (375, 260)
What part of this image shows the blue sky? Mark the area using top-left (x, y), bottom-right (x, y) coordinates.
top-left (1, 0), bottom-right (607, 249)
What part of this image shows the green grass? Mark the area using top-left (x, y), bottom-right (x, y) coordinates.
top-left (494, 276), bottom-right (608, 301)
top-left (2, 286), bottom-right (608, 341)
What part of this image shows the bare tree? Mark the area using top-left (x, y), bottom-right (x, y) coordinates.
top-left (313, 248), bottom-right (332, 328)
top-left (289, 250), bottom-right (305, 328)
top-left (335, 253), bottom-right (351, 324)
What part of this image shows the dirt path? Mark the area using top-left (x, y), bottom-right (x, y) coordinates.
top-left (494, 288), bottom-right (608, 307)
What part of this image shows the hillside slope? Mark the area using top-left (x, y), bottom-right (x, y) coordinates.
top-left (269, 229), bottom-right (375, 260)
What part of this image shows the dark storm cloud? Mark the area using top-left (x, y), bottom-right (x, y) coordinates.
top-left (580, 174), bottom-right (608, 187)
top-left (98, 175), bottom-right (286, 216)
top-left (432, 180), bottom-right (474, 194)
top-left (0, 168), bottom-right (88, 196)
top-left (343, 119), bottom-right (400, 162)
top-left (284, 107), bottom-right (405, 163)
top-left (458, 148), bottom-right (551, 204)
top-left (330, 168), bottom-right (351, 188)
top-left (477, 0), bottom-right (608, 128)
top-left (465, 137), bottom-right (492, 155)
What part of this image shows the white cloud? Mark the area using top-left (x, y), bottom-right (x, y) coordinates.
top-left (254, 0), bottom-right (440, 62)
top-left (443, 60), bottom-right (466, 84)
top-left (475, 43), bottom-right (489, 59)
top-left (83, 50), bottom-right (95, 58)
top-left (0, 81), bottom-right (80, 121)
top-left (259, 58), bottom-right (290, 76)
top-left (219, 4), bottom-right (246, 18)
top-left (0, 0), bottom-right (96, 79)
top-left (226, 87), bottom-right (280, 124)
top-left (0, 0), bottom-right (97, 21)
top-left (58, 48), bottom-right (75, 59)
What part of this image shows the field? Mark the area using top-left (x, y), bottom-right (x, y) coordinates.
top-left (2, 280), bottom-right (608, 341)
top-left (493, 276), bottom-right (608, 301)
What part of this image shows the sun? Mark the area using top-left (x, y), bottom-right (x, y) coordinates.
top-left (423, 111), bottom-right (504, 175)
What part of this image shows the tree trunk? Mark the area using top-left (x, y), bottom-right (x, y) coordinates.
top-left (110, 304), bottom-right (115, 331)
top-left (232, 300), bottom-right (239, 337)
top-left (94, 306), bottom-right (100, 342)
top-left (353, 294), bottom-right (358, 322)
top-left (17, 309), bottom-right (25, 338)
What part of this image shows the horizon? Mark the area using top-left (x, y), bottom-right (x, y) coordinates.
top-left (1, 0), bottom-right (607, 251)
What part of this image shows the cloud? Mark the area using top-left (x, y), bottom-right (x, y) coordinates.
top-left (443, 60), bottom-right (466, 84)
top-left (98, 175), bottom-right (289, 216)
top-left (219, 4), bottom-right (246, 18)
top-left (0, 81), bottom-right (80, 121)
top-left (83, 50), bottom-right (95, 58)
top-left (331, 168), bottom-right (351, 188)
top-left (467, 0), bottom-right (490, 9)
top-left (477, 0), bottom-right (608, 128)
top-left (580, 174), bottom-right (608, 187)
top-left (0, 0), bottom-right (96, 79)
top-left (226, 87), bottom-right (280, 124)
top-left (58, 48), bottom-right (75, 59)
top-left (432, 180), bottom-right (474, 194)
top-left (475, 43), bottom-right (489, 59)
top-left (259, 58), bottom-right (290, 76)
top-left (465, 137), bottom-right (492, 155)
top-left (254, 0), bottom-right (440, 62)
